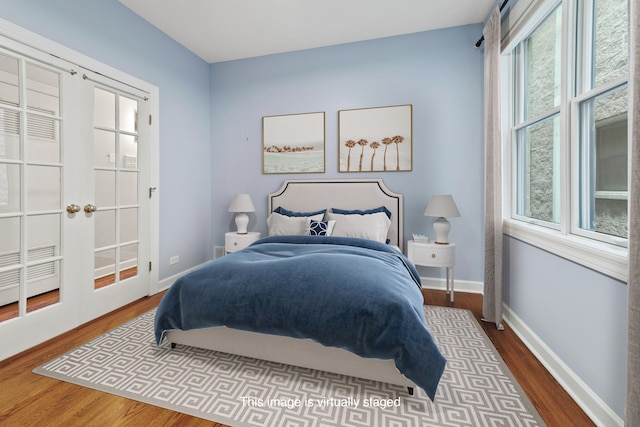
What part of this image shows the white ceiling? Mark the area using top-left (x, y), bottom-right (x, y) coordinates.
top-left (119, 0), bottom-right (496, 64)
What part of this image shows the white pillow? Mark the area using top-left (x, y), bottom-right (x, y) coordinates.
top-left (267, 211), bottom-right (324, 236)
top-left (326, 212), bottom-right (392, 243)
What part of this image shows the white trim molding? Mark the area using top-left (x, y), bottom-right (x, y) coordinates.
top-left (420, 276), bottom-right (483, 295)
top-left (157, 262), bottom-right (208, 293)
top-left (503, 303), bottom-right (623, 427)
top-left (504, 220), bottom-right (628, 282)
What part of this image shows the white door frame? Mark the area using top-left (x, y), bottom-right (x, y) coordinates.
top-left (0, 18), bottom-right (159, 362)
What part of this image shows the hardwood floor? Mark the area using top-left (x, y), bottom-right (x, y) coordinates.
top-left (0, 289), bottom-right (595, 426)
top-left (0, 267), bottom-right (139, 322)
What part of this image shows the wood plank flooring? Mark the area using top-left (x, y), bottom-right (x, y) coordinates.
top-left (0, 267), bottom-right (139, 322)
top-left (0, 289), bottom-right (595, 426)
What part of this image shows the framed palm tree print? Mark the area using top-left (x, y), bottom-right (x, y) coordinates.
top-left (263, 112), bottom-right (325, 174)
top-left (338, 104), bottom-right (412, 172)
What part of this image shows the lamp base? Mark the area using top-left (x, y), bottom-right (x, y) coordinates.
top-left (432, 217), bottom-right (451, 244)
top-left (235, 212), bottom-right (249, 234)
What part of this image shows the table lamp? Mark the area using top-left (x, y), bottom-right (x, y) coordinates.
top-left (424, 195), bottom-right (460, 244)
top-left (228, 194), bottom-right (255, 234)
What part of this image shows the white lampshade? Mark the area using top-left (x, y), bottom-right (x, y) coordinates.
top-left (424, 195), bottom-right (460, 218)
top-left (228, 194), bottom-right (255, 234)
top-left (228, 194), bottom-right (255, 213)
top-left (424, 195), bottom-right (460, 244)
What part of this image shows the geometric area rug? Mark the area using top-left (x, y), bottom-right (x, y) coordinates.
top-left (34, 306), bottom-right (546, 427)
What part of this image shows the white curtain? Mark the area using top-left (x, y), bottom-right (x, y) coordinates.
top-left (626, 0), bottom-right (639, 423)
top-left (482, 7), bottom-right (504, 330)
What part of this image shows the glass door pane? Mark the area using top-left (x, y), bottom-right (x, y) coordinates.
top-left (93, 88), bottom-right (139, 289)
top-left (0, 54), bottom-right (62, 322)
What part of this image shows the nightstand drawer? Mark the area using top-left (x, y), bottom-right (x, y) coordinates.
top-left (225, 232), bottom-right (261, 253)
top-left (407, 241), bottom-right (455, 267)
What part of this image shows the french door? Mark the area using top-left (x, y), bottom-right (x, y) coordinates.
top-left (0, 45), bottom-right (151, 359)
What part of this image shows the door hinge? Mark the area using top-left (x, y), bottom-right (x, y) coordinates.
top-left (149, 261), bottom-right (152, 272)
top-left (149, 114), bottom-right (152, 125)
top-left (149, 187), bottom-right (157, 199)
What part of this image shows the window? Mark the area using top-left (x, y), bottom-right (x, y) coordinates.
top-left (512, 4), bottom-right (562, 226)
top-left (577, 87), bottom-right (628, 240)
top-left (504, 0), bottom-right (629, 279)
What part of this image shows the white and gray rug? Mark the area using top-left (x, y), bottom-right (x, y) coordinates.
top-left (34, 306), bottom-right (545, 426)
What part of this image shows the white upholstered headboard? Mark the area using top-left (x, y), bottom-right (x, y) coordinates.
top-left (268, 179), bottom-right (404, 250)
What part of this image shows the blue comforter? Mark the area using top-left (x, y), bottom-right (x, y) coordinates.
top-left (154, 235), bottom-right (446, 400)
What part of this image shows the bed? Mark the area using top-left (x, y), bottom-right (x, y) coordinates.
top-left (154, 179), bottom-right (446, 400)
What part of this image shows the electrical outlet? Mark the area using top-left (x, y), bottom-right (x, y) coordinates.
top-left (169, 255), bottom-right (180, 265)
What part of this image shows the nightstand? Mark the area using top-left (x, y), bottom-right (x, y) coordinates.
top-left (407, 240), bottom-right (456, 302)
top-left (225, 231), bottom-right (261, 254)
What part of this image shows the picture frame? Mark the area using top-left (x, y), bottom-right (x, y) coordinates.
top-left (263, 112), bottom-right (325, 174)
top-left (338, 104), bottom-right (412, 172)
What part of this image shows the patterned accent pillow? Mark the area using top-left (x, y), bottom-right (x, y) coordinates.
top-left (308, 219), bottom-right (336, 236)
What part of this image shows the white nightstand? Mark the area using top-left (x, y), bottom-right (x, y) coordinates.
top-left (407, 240), bottom-right (456, 302)
top-left (225, 231), bottom-right (261, 254)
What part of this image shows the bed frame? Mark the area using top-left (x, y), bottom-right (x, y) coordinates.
top-left (166, 179), bottom-right (415, 394)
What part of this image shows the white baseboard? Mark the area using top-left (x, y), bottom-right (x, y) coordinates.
top-left (420, 276), bottom-right (483, 294)
top-left (502, 304), bottom-right (623, 427)
top-left (156, 262), bottom-right (208, 293)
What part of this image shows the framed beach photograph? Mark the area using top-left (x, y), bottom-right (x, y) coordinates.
top-left (338, 104), bottom-right (412, 172)
top-left (263, 112), bottom-right (325, 174)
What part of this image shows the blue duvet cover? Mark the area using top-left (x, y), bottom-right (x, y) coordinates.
top-left (154, 235), bottom-right (446, 400)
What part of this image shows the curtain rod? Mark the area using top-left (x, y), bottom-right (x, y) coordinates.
top-left (474, 0), bottom-right (510, 49)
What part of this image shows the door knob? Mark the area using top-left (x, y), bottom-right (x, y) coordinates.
top-left (66, 204), bottom-right (80, 213)
top-left (84, 204), bottom-right (97, 213)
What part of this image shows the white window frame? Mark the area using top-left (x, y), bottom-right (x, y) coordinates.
top-left (501, 0), bottom-right (629, 282)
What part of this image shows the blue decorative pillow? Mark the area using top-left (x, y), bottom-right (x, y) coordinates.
top-left (308, 219), bottom-right (336, 236)
top-left (331, 206), bottom-right (392, 219)
top-left (274, 206), bottom-right (327, 217)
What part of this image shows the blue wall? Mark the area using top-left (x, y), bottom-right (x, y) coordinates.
top-left (0, 0), bottom-right (213, 280)
top-left (210, 26), bottom-right (486, 282)
top-left (504, 237), bottom-right (627, 417)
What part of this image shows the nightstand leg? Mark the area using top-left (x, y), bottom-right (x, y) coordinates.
top-left (448, 267), bottom-right (454, 303)
top-left (445, 268), bottom-right (450, 295)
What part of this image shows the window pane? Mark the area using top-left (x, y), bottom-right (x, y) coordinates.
top-left (525, 5), bottom-right (562, 120)
top-left (94, 88), bottom-right (115, 129)
top-left (120, 207), bottom-right (137, 243)
top-left (579, 87), bottom-right (628, 238)
top-left (119, 96), bottom-right (138, 134)
top-left (26, 63), bottom-right (60, 116)
top-left (95, 209), bottom-right (115, 249)
top-left (27, 214), bottom-right (60, 259)
top-left (95, 248), bottom-right (116, 289)
top-left (95, 169), bottom-right (115, 207)
top-left (27, 260), bottom-right (60, 313)
top-left (515, 115), bottom-right (560, 223)
top-left (0, 163), bottom-right (20, 213)
top-left (94, 129), bottom-right (116, 168)
top-left (119, 243), bottom-right (138, 282)
top-left (26, 165), bottom-right (60, 211)
top-left (593, 0), bottom-right (628, 88)
top-left (26, 114), bottom-right (60, 163)
top-left (0, 53), bottom-right (20, 107)
top-left (119, 134), bottom-right (137, 169)
top-left (0, 216), bottom-right (21, 260)
top-left (119, 171), bottom-right (137, 206)
top-left (1, 108), bottom-right (20, 160)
